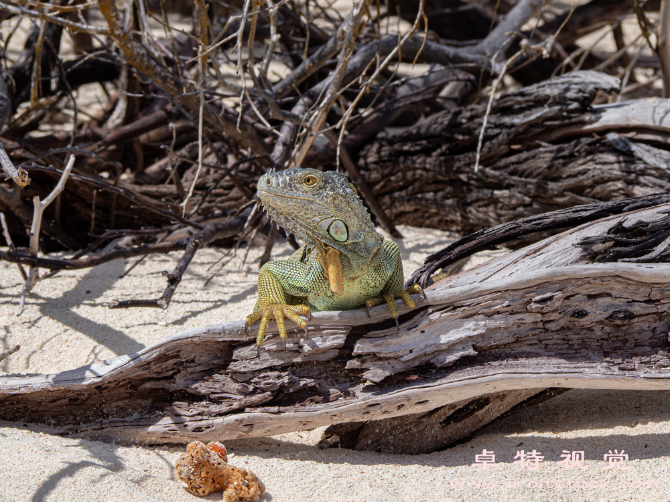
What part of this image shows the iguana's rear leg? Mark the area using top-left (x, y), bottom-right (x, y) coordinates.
top-left (245, 261), bottom-right (311, 349)
top-left (365, 284), bottom-right (426, 328)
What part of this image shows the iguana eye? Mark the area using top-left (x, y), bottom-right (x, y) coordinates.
top-left (303, 175), bottom-right (317, 186)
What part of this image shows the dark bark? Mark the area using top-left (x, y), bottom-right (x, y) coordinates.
top-left (355, 71), bottom-right (670, 235)
top-left (409, 192), bottom-right (670, 287)
top-left (8, 21), bottom-right (63, 111)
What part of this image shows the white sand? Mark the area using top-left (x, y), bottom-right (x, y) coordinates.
top-left (1, 226), bottom-right (668, 502)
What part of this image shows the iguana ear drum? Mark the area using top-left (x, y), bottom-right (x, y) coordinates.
top-left (328, 220), bottom-right (348, 242)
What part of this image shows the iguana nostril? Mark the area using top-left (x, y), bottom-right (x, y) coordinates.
top-left (265, 178), bottom-right (272, 186)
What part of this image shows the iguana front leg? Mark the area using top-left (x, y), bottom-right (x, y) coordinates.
top-left (365, 241), bottom-right (426, 328)
top-left (365, 284), bottom-right (425, 328)
top-left (245, 260), bottom-right (311, 348)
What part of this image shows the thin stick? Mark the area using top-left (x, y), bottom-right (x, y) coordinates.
top-left (89, 189), bottom-right (97, 240)
top-left (29, 156), bottom-right (76, 254)
top-left (181, 46), bottom-right (206, 215)
top-left (18, 155), bottom-right (75, 316)
top-left (0, 345), bottom-right (19, 363)
top-left (474, 50), bottom-right (509, 172)
top-left (30, 19), bottom-right (47, 106)
top-left (0, 212), bottom-right (27, 280)
top-left (659, 0), bottom-right (670, 97)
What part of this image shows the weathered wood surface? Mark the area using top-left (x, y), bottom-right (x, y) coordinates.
top-left (2, 200), bottom-right (670, 446)
top-left (357, 71), bottom-right (670, 234)
top-left (319, 388), bottom-right (544, 454)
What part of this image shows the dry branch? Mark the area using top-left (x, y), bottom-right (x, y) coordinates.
top-left (17, 155), bottom-right (74, 314)
top-left (659, 0), bottom-right (670, 96)
top-left (0, 345), bottom-right (19, 364)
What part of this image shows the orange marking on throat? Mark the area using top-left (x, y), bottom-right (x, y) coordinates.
top-left (319, 247), bottom-right (344, 296)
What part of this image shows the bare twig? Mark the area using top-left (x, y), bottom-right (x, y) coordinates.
top-left (659, 0), bottom-right (670, 97)
top-left (18, 155), bottom-right (75, 315)
top-left (474, 50), bottom-right (509, 172)
top-left (181, 46), bottom-right (206, 215)
top-left (0, 345), bottom-right (19, 363)
top-left (29, 19), bottom-right (47, 106)
top-left (0, 212), bottom-right (27, 280)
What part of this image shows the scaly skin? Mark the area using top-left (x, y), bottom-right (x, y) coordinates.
top-left (246, 167), bottom-right (424, 348)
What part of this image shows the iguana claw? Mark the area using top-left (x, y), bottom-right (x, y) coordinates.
top-left (246, 303), bottom-right (311, 349)
top-left (364, 284), bottom-right (425, 329)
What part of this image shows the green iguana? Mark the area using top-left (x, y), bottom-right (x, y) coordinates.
top-left (246, 167), bottom-right (424, 348)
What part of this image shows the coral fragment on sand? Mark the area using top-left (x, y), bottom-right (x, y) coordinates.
top-left (175, 441), bottom-right (265, 501)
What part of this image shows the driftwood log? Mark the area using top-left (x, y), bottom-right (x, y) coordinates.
top-left (3, 197), bottom-right (670, 452)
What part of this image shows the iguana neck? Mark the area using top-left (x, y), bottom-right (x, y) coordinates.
top-left (316, 235), bottom-right (382, 279)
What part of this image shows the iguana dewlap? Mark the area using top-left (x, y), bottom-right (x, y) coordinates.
top-left (246, 167), bottom-right (423, 347)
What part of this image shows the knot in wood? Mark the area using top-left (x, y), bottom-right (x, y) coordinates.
top-left (526, 291), bottom-right (564, 313)
top-left (606, 309), bottom-right (636, 321)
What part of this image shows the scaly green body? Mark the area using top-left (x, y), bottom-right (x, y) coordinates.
top-left (246, 167), bottom-right (422, 347)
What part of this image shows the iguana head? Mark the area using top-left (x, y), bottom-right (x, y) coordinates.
top-left (257, 167), bottom-right (383, 258)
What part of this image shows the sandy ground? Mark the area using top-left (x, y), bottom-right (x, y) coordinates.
top-left (1, 226), bottom-right (670, 502)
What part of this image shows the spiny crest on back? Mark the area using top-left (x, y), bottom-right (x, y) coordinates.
top-left (256, 167), bottom-right (383, 257)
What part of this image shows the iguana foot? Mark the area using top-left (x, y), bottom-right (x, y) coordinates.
top-left (245, 304), bottom-right (311, 349)
top-left (365, 284), bottom-right (426, 328)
